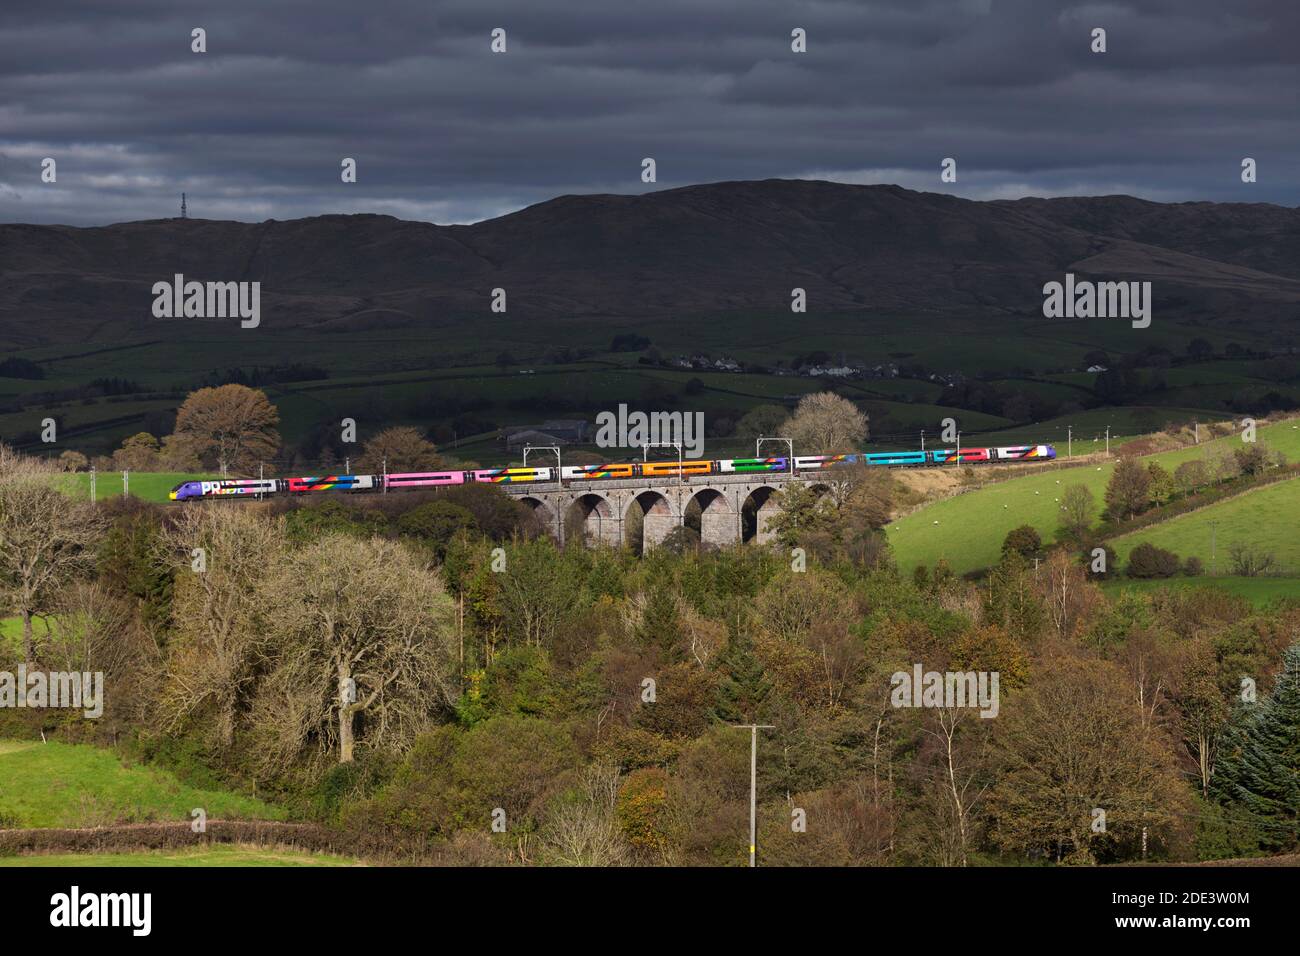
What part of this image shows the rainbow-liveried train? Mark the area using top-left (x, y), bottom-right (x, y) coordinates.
top-left (168, 444), bottom-right (1056, 500)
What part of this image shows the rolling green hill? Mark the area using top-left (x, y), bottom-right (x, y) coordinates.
top-left (1101, 576), bottom-right (1300, 607)
top-left (886, 419), bottom-right (1300, 575)
top-left (0, 740), bottom-right (283, 829)
top-left (1110, 479), bottom-right (1300, 573)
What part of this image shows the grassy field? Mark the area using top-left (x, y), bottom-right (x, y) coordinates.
top-left (0, 740), bottom-right (283, 829)
top-left (1101, 576), bottom-right (1300, 607)
top-left (53, 471), bottom-right (212, 503)
top-left (1110, 479), bottom-right (1300, 573)
top-left (0, 616), bottom-right (30, 657)
top-left (0, 845), bottom-right (358, 867)
top-left (886, 420), bottom-right (1300, 575)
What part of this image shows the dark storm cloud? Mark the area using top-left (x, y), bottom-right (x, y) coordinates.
top-left (1, 0), bottom-right (1296, 225)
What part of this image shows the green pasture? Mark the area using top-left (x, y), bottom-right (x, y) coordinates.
top-left (886, 420), bottom-right (1300, 575)
top-left (0, 845), bottom-right (358, 867)
top-left (0, 740), bottom-right (283, 829)
top-left (1110, 479), bottom-right (1300, 573)
top-left (1101, 576), bottom-right (1300, 608)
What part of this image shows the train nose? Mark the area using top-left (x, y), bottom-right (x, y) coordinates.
top-left (168, 491), bottom-right (177, 500)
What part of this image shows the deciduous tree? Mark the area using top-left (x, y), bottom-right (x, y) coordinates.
top-left (257, 534), bottom-right (458, 767)
top-left (356, 426), bottom-right (441, 474)
top-left (784, 391), bottom-right (868, 454)
top-left (167, 384), bottom-right (280, 474)
top-left (0, 469), bottom-right (104, 662)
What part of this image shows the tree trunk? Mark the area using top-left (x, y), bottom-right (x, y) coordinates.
top-left (20, 608), bottom-right (34, 663)
top-left (338, 662), bottom-right (355, 763)
top-left (339, 703), bottom-right (355, 763)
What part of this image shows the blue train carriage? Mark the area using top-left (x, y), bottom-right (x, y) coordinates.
top-left (169, 478), bottom-right (279, 500)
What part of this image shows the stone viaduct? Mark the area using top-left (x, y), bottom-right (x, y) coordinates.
top-left (499, 473), bottom-right (833, 550)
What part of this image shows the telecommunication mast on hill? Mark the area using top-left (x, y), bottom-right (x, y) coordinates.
top-left (180, 193), bottom-right (187, 219)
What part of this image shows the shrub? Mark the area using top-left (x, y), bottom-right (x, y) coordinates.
top-left (1183, 555), bottom-right (1204, 577)
top-left (1127, 543), bottom-right (1180, 579)
top-left (1002, 524), bottom-right (1042, 560)
top-left (1082, 544), bottom-right (1118, 580)
top-left (1229, 543), bottom-right (1276, 577)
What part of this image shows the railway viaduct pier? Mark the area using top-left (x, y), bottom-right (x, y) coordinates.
top-left (499, 473), bottom-right (833, 550)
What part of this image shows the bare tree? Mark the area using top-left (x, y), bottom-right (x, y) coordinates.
top-left (784, 391), bottom-right (868, 454)
top-left (257, 534), bottom-right (458, 768)
top-left (43, 580), bottom-right (160, 726)
top-left (1229, 542), bottom-right (1275, 577)
top-left (1058, 483), bottom-right (1095, 540)
top-left (919, 707), bottom-right (992, 867)
top-left (0, 466), bottom-right (104, 662)
top-left (156, 504), bottom-right (287, 746)
top-left (1036, 549), bottom-right (1099, 639)
top-left (541, 763), bottom-right (629, 866)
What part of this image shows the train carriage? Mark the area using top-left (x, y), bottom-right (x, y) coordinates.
top-left (560, 463), bottom-right (636, 480)
top-left (929, 448), bottom-right (991, 465)
top-left (863, 451), bottom-right (928, 466)
top-left (384, 471), bottom-right (466, 490)
top-left (792, 454), bottom-right (856, 471)
top-left (471, 467), bottom-right (555, 483)
top-left (286, 475), bottom-right (376, 494)
top-left (169, 478), bottom-right (277, 500)
top-left (994, 445), bottom-right (1054, 460)
top-left (715, 457), bottom-right (789, 474)
top-left (638, 459), bottom-right (712, 477)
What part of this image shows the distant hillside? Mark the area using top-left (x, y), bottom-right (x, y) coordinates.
top-left (3, 180), bottom-right (1299, 349)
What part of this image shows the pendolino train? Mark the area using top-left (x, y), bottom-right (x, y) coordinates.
top-left (168, 444), bottom-right (1055, 501)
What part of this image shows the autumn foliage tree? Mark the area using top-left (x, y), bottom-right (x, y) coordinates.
top-left (988, 654), bottom-right (1190, 863)
top-left (166, 384), bottom-right (280, 474)
top-left (1104, 457), bottom-right (1151, 520)
top-left (356, 426), bottom-right (442, 474)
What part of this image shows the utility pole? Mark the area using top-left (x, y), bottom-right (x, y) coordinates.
top-left (523, 445), bottom-right (563, 539)
top-left (122, 470), bottom-right (128, 499)
top-left (382, 456), bottom-right (387, 493)
top-left (730, 723), bottom-right (774, 867)
top-left (523, 445), bottom-right (562, 482)
top-left (180, 193), bottom-right (187, 219)
top-left (1105, 426), bottom-right (1110, 455)
top-left (1067, 426), bottom-right (1072, 458)
top-left (90, 466), bottom-right (96, 504)
top-left (920, 430), bottom-right (925, 452)
top-left (1209, 520), bottom-right (1217, 574)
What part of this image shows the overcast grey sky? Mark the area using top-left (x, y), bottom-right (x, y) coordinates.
top-left (2, 0), bottom-right (1296, 226)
